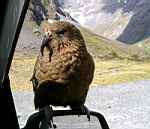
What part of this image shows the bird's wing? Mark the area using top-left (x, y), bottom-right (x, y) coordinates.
top-left (85, 53), bottom-right (95, 85)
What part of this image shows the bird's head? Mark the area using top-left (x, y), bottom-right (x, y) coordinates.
top-left (42, 19), bottom-right (85, 46)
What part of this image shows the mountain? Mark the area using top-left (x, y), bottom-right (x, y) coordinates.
top-left (80, 27), bottom-right (150, 60)
top-left (57, 0), bottom-right (150, 44)
top-left (27, 0), bottom-right (150, 44)
top-left (23, 0), bottom-right (150, 60)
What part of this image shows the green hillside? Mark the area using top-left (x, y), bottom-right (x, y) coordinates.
top-left (80, 27), bottom-right (150, 61)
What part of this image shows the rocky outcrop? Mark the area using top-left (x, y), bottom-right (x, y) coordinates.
top-left (58, 0), bottom-right (150, 44)
top-left (117, 1), bottom-right (150, 43)
top-left (26, 0), bottom-right (77, 25)
top-left (27, 0), bottom-right (55, 25)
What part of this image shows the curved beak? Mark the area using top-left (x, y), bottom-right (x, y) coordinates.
top-left (40, 32), bottom-right (52, 56)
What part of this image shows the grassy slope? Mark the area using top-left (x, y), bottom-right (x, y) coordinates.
top-left (137, 38), bottom-right (150, 56)
top-left (80, 27), bottom-right (150, 60)
top-left (80, 27), bottom-right (150, 85)
top-left (93, 59), bottom-right (150, 85)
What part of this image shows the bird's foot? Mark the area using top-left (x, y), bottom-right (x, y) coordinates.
top-left (71, 105), bottom-right (90, 121)
top-left (40, 106), bottom-right (57, 129)
top-left (47, 106), bottom-right (57, 129)
top-left (80, 105), bottom-right (90, 121)
top-left (22, 111), bottom-right (43, 129)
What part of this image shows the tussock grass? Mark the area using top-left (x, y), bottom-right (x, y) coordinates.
top-left (9, 53), bottom-right (150, 91)
top-left (10, 53), bottom-right (36, 91)
top-left (93, 59), bottom-right (150, 86)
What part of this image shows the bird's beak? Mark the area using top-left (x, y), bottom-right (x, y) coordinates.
top-left (40, 31), bottom-right (52, 56)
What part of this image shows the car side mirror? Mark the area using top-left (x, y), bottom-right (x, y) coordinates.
top-left (22, 109), bottom-right (110, 129)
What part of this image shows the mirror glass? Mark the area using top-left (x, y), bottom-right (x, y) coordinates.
top-left (52, 115), bottom-right (102, 129)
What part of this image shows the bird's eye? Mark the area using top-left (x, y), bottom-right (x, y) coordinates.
top-left (57, 30), bottom-right (67, 35)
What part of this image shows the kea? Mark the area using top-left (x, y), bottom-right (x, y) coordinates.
top-left (31, 20), bottom-right (95, 128)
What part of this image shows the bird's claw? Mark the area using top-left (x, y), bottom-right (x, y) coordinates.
top-left (40, 106), bottom-right (57, 129)
top-left (48, 122), bottom-right (57, 129)
top-left (46, 106), bottom-right (57, 129)
top-left (80, 105), bottom-right (91, 121)
top-left (71, 105), bottom-right (91, 121)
